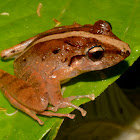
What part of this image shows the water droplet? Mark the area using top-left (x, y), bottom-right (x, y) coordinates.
top-left (51, 75), bottom-right (56, 78)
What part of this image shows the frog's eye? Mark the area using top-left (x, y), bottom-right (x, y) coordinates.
top-left (105, 21), bottom-right (112, 30)
top-left (86, 45), bottom-right (104, 60)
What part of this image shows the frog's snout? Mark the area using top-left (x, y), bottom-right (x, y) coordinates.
top-left (122, 44), bottom-right (131, 58)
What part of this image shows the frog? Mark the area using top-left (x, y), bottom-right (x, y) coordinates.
top-left (0, 20), bottom-right (131, 125)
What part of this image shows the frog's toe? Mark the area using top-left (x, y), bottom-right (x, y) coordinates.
top-left (81, 109), bottom-right (87, 116)
top-left (66, 102), bottom-right (87, 116)
top-left (88, 94), bottom-right (95, 100)
top-left (39, 111), bottom-right (75, 119)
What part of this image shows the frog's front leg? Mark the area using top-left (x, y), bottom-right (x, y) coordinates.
top-left (46, 79), bottom-right (95, 116)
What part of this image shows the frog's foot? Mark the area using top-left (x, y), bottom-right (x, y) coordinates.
top-left (48, 94), bottom-right (95, 117)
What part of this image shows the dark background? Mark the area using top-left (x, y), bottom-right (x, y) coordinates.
top-left (117, 57), bottom-right (140, 89)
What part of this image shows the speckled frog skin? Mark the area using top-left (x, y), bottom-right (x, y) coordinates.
top-left (0, 20), bottom-right (131, 125)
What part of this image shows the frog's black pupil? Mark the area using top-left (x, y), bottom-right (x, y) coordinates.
top-left (88, 50), bottom-right (103, 60)
top-left (91, 51), bottom-right (103, 59)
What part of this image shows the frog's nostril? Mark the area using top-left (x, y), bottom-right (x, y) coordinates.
top-left (10, 50), bottom-right (16, 53)
top-left (120, 50), bottom-right (130, 58)
top-left (126, 50), bottom-right (130, 57)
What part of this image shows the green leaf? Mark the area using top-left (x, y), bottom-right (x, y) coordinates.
top-left (0, 0), bottom-right (139, 139)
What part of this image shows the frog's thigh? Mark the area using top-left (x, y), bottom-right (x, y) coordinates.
top-left (0, 70), bottom-right (48, 112)
top-left (1, 87), bottom-right (44, 125)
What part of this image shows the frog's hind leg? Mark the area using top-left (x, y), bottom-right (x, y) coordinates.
top-left (2, 85), bottom-right (76, 124)
top-left (0, 69), bottom-right (45, 125)
top-left (1, 87), bottom-right (44, 125)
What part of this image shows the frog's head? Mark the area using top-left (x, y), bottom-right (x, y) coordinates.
top-left (70, 20), bottom-right (131, 71)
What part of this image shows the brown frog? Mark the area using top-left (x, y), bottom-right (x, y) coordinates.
top-left (0, 20), bottom-right (131, 125)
